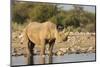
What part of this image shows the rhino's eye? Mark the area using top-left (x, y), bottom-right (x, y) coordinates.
top-left (20, 42), bottom-right (23, 44)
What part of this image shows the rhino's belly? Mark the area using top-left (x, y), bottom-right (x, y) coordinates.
top-left (27, 33), bottom-right (42, 46)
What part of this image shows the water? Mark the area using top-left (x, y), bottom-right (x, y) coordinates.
top-left (11, 53), bottom-right (96, 66)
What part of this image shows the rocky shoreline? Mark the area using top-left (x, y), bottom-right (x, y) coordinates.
top-left (12, 32), bottom-right (96, 56)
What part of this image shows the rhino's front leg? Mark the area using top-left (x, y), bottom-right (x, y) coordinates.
top-left (48, 39), bottom-right (55, 64)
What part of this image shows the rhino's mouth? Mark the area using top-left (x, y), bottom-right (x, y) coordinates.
top-left (56, 38), bottom-right (68, 43)
top-left (63, 37), bottom-right (68, 41)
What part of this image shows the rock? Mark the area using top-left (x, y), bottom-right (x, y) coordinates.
top-left (70, 48), bottom-right (76, 54)
top-left (59, 48), bottom-right (67, 53)
top-left (87, 46), bottom-right (95, 53)
top-left (12, 31), bottom-right (96, 55)
top-left (81, 48), bottom-right (87, 53)
top-left (55, 50), bottom-right (64, 56)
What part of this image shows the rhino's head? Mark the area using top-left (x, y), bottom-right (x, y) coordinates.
top-left (55, 24), bottom-right (70, 43)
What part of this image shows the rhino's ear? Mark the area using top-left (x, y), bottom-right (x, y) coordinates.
top-left (56, 24), bottom-right (64, 31)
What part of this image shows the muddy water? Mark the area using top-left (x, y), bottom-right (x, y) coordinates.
top-left (11, 53), bottom-right (95, 66)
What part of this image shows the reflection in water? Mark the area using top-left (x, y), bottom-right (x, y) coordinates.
top-left (40, 56), bottom-right (45, 64)
top-left (26, 55), bottom-right (34, 65)
top-left (12, 53), bottom-right (96, 66)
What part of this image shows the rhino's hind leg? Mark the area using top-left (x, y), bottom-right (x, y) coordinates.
top-left (25, 40), bottom-right (35, 65)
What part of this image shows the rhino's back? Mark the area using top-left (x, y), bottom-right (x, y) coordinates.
top-left (25, 21), bottom-right (56, 46)
top-left (27, 22), bottom-right (42, 31)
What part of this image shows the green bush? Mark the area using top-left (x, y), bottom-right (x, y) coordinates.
top-left (12, 2), bottom-right (96, 32)
top-left (85, 23), bottom-right (96, 32)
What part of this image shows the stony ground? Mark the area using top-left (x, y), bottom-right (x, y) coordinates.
top-left (11, 31), bottom-right (96, 56)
